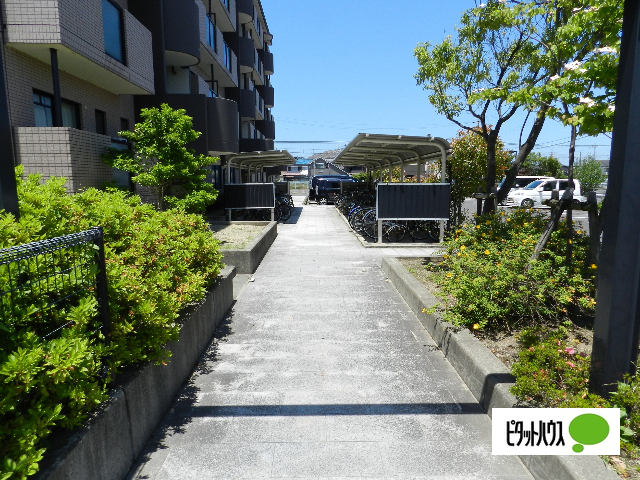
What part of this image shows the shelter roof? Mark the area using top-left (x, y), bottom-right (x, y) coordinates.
top-left (226, 150), bottom-right (296, 169)
top-left (333, 134), bottom-right (451, 168)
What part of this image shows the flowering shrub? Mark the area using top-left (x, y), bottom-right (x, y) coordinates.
top-left (427, 209), bottom-right (596, 331)
top-left (0, 172), bottom-right (222, 479)
top-left (510, 325), bottom-right (607, 408)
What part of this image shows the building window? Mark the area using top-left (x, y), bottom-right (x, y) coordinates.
top-left (61, 99), bottom-right (81, 129)
top-left (33, 91), bottom-right (80, 128)
top-left (102, 0), bottom-right (125, 64)
top-left (224, 41), bottom-right (232, 72)
top-left (120, 117), bottom-right (129, 133)
top-left (33, 91), bottom-right (53, 127)
top-left (206, 14), bottom-right (216, 52)
top-left (95, 110), bottom-right (107, 135)
top-left (221, 0), bottom-right (229, 10)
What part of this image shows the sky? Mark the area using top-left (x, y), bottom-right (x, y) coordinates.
top-left (262, 0), bottom-right (612, 163)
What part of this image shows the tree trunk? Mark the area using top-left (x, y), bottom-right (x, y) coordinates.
top-left (528, 187), bottom-right (574, 267)
top-left (496, 106), bottom-right (549, 204)
top-left (566, 124), bottom-right (577, 266)
top-left (482, 133), bottom-right (498, 214)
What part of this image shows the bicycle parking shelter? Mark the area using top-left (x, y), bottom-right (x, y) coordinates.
top-left (223, 150), bottom-right (296, 221)
top-left (333, 133), bottom-right (451, 243)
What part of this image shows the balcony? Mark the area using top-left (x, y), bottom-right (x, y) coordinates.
top-left (206, 97), bottom-right (239, 154)
top-left (15, 127), bottom-right (114, 193)
top-left (238, 36), bottom-right (255, 72)
top-left (240, 138), bottom-right (268, 152)
top-left (237, 0), bottom-right (253, 23)
top-left (163, 0), bottom-right (200, 66)
top-left (4, 0), bottom-right (154, 94)
top-left (255, 119), bottom-right (275, 140)
top-left (239, 89), bottom-right (256, 119)
top-left (261, 50), bottom-right (274, 74)
top-left (256, 84), bottom-right (273, 108)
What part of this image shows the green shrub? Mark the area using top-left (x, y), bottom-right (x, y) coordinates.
top-left (610, 373), bottom-right (640, 449)
top-left (0, 172), bottom-right (223, 479)
top-left (510, 325), bottom-right (607, 408)
top-left (427, 209), bottom-right (596, 331)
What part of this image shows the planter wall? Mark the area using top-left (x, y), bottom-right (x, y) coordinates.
top-left (33, 266), bottom-right (236, 480)
top-left (214, 221), bottom-right (277, 274)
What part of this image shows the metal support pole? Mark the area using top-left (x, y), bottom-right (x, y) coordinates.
top-left (0, 31), bottom-right (19, 218)
top-left (228, 209), bottom-right (232, 221)
top-left (590, 0), bottom-right (640, 397)
top-left (417, 156), bottom-right (423, 183)
top-left (378, 219), bottom-right (383, 244)
top-left (50, 48), bottom-right (63, 127)
top-left (270, 208), bottom-right (274, 221)
top-left (400, 160), bottom-right (404, 183)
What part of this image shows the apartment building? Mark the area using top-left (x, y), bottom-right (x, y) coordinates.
top-left (0, 0), bottom-right (275, 193)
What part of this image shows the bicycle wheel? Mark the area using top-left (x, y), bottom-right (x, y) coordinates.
top-left (385, 224), bottom-right (406, 243)
top-left (279, 204), bottom-right (292, 221)
top-left (363, 211), bottom-right (378, 239)
top-left (409, 221), bottom-right (431, 240)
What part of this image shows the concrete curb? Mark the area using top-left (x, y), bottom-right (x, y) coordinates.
top-left (381, 256), bottom-right (619, 480)
top-left (213, 221), bottom-right (277, 274)
top-left (34, 266), bottom-right (236, 480)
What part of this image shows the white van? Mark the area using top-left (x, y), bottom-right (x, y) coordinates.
top-left (507, 178), bottom-right (585, 207)
top-left (498, 175), bottom-right (554, 191)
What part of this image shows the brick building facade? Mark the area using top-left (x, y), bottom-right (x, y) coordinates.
top-left (0, 0), bottom-right (275, 192)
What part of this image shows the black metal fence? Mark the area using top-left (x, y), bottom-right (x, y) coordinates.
top-left (0, 227), bottom-right (111, 345)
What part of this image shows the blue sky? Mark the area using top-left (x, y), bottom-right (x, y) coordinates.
top-left (262, 0), bottom-right (612, 163)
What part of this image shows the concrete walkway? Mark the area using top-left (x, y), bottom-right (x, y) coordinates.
top-left (128, 204), bottom-right (532, 479)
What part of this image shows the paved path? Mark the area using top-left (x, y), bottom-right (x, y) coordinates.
top-left (128, 204), bottom-right (532, 479)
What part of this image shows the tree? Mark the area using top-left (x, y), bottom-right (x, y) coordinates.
top-left (102, 104), bottom-right (218, 213)
top-left (520, 152), bottom-right (565, 178)
top-left (449, 128), bottom-right (511, 225)
top-left (574, 155), bottom-right (607, 193)
top-left (415, 1), bottom-right (546, 214)
top-left (415, 0), bottom-right (622, 212)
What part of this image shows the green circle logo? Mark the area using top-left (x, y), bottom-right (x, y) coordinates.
top-left (569, 414), bottom-right (610, 453)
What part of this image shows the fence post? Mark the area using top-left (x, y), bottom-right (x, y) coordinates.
top-left (94, 227), bottom-right (111, 347)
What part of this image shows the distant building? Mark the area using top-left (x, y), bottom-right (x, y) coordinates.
top-left (2, 0), bottom-right (276, 192)
top-left (597, 159), bottom-right (610, 175)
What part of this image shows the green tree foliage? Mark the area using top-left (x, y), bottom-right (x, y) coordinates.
top-left (449, 129), bottom-right (511, 225)
top-left (520, 0), bottom-right (621, 137)
top-left (414, 1), bottom-right (544, 212)
top-left (519, 152), bottom-right (565, 178)
top-left (415, 0), bottom-right (622, 210)
top-left (0, 170), bottom-right (223, 479)
top-left (574, 155), bottom-right (607, 192)
top-left (102, 104), bottom-right (218, 213)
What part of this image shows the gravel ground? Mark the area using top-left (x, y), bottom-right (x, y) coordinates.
top-left (209, 224), bottom-right (265, 250)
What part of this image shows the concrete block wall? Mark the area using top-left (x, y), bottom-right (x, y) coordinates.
top-left (15, 127), bottom-right (114, 193)
top-left (3, 0), bottom-right (154, 94)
